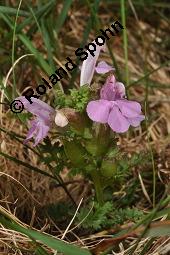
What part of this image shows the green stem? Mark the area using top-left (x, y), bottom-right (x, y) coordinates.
top-left (12, 0), bottom-right (23, 99)
top-left (121, 0), bottom-right (129, 88)
top-left (91, 169), bottom-right (104, 205)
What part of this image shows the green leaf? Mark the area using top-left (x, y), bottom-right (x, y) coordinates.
top-left (28, 4), bottom-right (55, 71)
top-left (77, 202), bottom-right (114, 230)
top-left (0, 151), bottom-right (55, 180)
top-left (0, 208), bottom-right (91, 255)
top-left (55, 0), bottom-right (73, 34)
top-left (16, 1), bottom-right (56, 33)
top-left (145, 221), bottom-right (170, 237)
top-left (84, 125), bottom-right (110, 156)
top-left (0, 6), bottom-right (29, 17)
top-left (63, 140), bottom-right (87, 167)
top-left (100, 160), bottom-right (117, 178)
top-left (18, 34), bottom-right (52, 74)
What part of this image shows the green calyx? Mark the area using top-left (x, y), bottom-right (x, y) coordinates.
top-left (100, 160), bottom-right (117, 178)
top-left (63, 140), bottom-right (87, 167)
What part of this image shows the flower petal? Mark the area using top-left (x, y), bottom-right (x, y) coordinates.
top-left (24, 118), bottom-right (50, 146)
top-left (15, 97), bottom-right (55, 146)
top-left (80, 42), bottom-right (105, 86)
top-left (86, 99), bottom-right (112, 123)
top-left (17, 96), bottom-right (55, 122)
top-left (108, 105), bottom-right (130, 133)
top-left (128, 115), bottom-right (145, 127)
top-left (55, 110), bottom-right (68, 127)
top-left (115, 82), bottom-right (125, 98)
top-left (24, 120), bottom-right (37, 144)
top-left (116, 99), bottom-right (142, 118)
top-left (95, 61), bottom-right (114, 74)
top-left (100, 75), bottom-right (116, 100)
top-left (100, 75), bottom-right (125, 101)
top-left (33, 123), bottom-right (50, 147)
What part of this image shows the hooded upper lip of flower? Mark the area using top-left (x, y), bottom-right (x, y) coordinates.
top-left (17, 96), bottom-right (68, 146)
top-left (80, 42), bottom-right (114, 86)
top-left (86, 75), bottom-right (145, 133)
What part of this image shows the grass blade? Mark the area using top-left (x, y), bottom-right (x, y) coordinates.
top-left (0, 151), bottom-right (55, 179)
top-left (18, 34), bottom-right (52, 74)
top-left (128, 60), bottom-right (170, 88)
top-left (121, 0), bottom-right (129, 87)
top-left (55, 0), bottom-right (73, 34)
top-left (0, 6), bottom-right (29, 17)
top-left (12, 0), bottom-right (23, 99)
top-left (0, 207), bottom-right (91, 255)
top-left (145, 220), bottom-right (170, 237)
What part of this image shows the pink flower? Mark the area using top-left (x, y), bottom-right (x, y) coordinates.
top-left (86, 75), bottom-right (145, 133)
top-left (95, 61), bottom-right (115, 74)
top-left (17, 96), bottom-right (68, 146)
top-left (80, 42), bottom-right (114, 86)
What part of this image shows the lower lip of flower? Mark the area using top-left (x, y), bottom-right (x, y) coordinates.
top-left (110, 101), bottom-right (118, 107)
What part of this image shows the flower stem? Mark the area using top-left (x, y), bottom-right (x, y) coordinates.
top-left (121, 0), bottom-right (129, 89)
top-left (91, 169), bottom-right (104, 205)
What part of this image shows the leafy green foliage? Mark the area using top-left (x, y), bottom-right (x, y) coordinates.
top-left (54, 85), bottom-right (90, 112)
top-left (77, 202), bottom-right (114, 230)
top-left (103, 148), bottom-right (150, 183)
top-left (46, 202), bottom-right (74, 222)
top-left (38, 138), bottom-right (66, 175)
top-left (70, 86), bottom-right (90, 111)
top-left (77, 202), bottom-right (144, 230)
top-left (111, 207), bottom-right (144, 225)
top-left (53, 89), bottom-right (71, 108)
top-left (116, 180), bottom-right (140, 206)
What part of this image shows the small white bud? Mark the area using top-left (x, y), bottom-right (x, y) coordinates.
top-left (55, 110), bottom-right (68, 127)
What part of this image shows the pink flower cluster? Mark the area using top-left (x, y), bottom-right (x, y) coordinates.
top-left (15, 42), bottom-right (144, 146)
top-left (86, 75), bottom-right (144, 133)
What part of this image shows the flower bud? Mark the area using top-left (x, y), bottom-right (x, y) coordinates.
top-left (100, 160), bottom-right (117, 178)
top-left (84, 124), bottom-right (110, 156)
top-left (61, 108), bottom-right (91, 136)
top-left (63, 140), bottom-right (86, 167)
